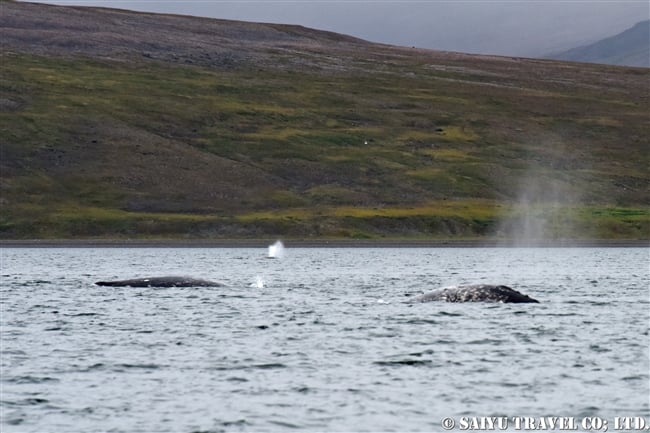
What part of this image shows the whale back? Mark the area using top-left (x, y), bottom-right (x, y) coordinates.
top-left (95, 276), bottom-right (224, 288)
top-left (408, 284), bottom-right (539, 303)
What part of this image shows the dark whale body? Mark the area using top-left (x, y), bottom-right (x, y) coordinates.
top-left (95, 276), bottom-right (224, 288)
top-left (407, 284), bottom-right (539, 303)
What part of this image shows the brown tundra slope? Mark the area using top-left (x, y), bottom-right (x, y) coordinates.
top-left (1, 0), bottom-right (648, 240)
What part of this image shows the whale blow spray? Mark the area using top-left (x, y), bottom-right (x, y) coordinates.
top-left (268, 240), bottom-right (285, 259)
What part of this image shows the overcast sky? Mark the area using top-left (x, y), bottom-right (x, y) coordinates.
top-left (21, 1), bottom-right (650, 56)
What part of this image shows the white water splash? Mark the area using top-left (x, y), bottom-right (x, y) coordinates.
top-left (268, 240), bottom-right (285, 259)
top-left (251, 275), bottom-right (265, 289)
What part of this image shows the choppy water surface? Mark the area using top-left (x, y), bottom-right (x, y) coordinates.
top-left (1, 247), bottom-right (648, 432)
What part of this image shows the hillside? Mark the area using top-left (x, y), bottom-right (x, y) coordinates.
top-left (549, 20), bottom-right (650, 67)
top-left (1, 1), bottom-right (649, 240)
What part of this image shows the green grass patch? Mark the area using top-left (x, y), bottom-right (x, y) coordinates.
top-left (1, 48), bottom-right (648, 239)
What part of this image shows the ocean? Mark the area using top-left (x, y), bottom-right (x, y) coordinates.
top-left (1, 247), bottom-right (648, 432)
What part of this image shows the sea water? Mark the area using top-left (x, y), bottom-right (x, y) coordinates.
top-left (1, 247), bottom-right (648, 432)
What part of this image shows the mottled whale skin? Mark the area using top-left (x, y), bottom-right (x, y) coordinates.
top-left (95, 276), bottom-right (224, 288)
top-left (407, 284), bottom-right (539, 303)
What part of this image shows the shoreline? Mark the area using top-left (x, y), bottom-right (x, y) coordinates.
top-left (1, 239), bottom-right (647, 248)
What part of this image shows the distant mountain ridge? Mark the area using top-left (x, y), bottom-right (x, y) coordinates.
top-left (548, 20), bottom-right (649, 67)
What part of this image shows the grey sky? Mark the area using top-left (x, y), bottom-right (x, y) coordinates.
top-left (20, 1), bottom-right (650, 56)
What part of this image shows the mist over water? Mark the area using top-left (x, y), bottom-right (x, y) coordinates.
top-left (497, 164), bottom-right (584, 246)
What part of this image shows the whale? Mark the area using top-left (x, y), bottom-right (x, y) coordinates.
top-left (407, 284), bottom-right (539, 303)
top-left (95, 276), bottom-right (224, 288)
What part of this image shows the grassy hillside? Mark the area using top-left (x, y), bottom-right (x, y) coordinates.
top-left (1, 1), bottom-right (649, 240)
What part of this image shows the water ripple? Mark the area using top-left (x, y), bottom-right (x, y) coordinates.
top-left (1, 247), bottom-right (647, 432)
top-left (373, 359), bottom-right (433, 367)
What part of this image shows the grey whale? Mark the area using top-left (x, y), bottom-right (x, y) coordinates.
top-left (95, 276), bottom-right (224, 288)
top-left (407, 284), bottom-right (539, 303)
